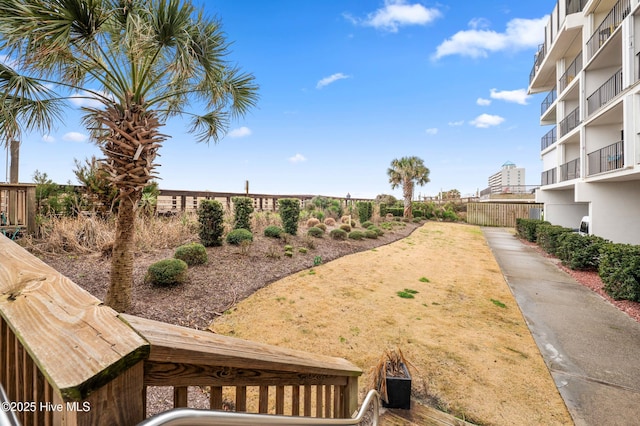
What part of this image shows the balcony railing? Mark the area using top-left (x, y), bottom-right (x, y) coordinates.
top-left (566, 0), bottom-right (588, 15)
top-left (586, 0), bottom-right (630, 60)
top-left (559, 106), bottom-right (581, 137)
top-left (541, 87), bottom-right (557, 115)
top-left (530, 43), bottom-right (547, 84)
top-left (587, 68), bottom-right (623, 115)
top-left (588, 140), bottom-right (624, 175)
top-left (541, 126), bottom-right (557, 151)
top-left (541, 168), bottom-right (557, 186)
top-left (559, 52), bottom-right (582, 93)
top-left (560, 158), bottom-right (580, 181)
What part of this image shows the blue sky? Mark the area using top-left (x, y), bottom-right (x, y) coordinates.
top-left (4, 0), bottom-right (555, 199)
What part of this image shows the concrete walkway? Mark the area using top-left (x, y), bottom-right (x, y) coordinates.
top-left (483, 228), bottom-right (640, 426)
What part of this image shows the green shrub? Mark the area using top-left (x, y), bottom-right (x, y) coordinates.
top-left (232, 197), bottom-right (254, 231)
top-left (599, 243), bottom-right (640, 301)
top-left (364, 229), bottom-right (378, 239)
top-left (197, 199), bottom-right (224, 247)
top-left (316, 223), bottom-right (327, 231)
top-left (361, 220), bottom-right (374, 229)
top-left (356, 201), bottom-right (373, 223)
top-left (516, 218), bottom-right (549, 242)
top-left (368, 226), bottom-right (384, 236)
top-left (145, 259), bottom-right (188, 286)
top-left (441, 209), bottom-right (458, 222)
top-left (537, 224), bottom-right (573, 256)
top-left (348, 230), bottom-right (365, 240)
top-left (557, 233), bottom-right (607, 270)
top-left (313, 211), bottom-right (325, 221)
top-left (299, 247), bottom-right (308, 254)
top-left (329, 228), bottom-right (348, 240)
top-left (307, 227), bottom-right (324, 238)
top-left (226, 228), bottom-right (253, 245)
top-left (279, 198), bottom-right (301, 235)
top-left (174, 242), bottom-right (207, 266)
top-left (264, 225), bottom-right (284, 238)
top-left (284, 250), bottom-right (293, 257)
top-left (412, 217), bottom-right (423, 223)
top-left (339, 224), bottom-right (351, 232)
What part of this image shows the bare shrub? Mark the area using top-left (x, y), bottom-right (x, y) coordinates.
top-left (306, 218), bottom-right (320, 228)
top-left (324, 217), bottom-right (336, 226)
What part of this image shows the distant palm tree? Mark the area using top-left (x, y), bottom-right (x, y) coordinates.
top-left (387, 156), bottom-right (430, 219)
top-left (0, 0), bottom-right (258, 312)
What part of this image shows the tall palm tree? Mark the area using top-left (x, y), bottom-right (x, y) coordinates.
top-left (387, 156), bottom-right (430, 219)
top-left (0, 0), bottom-right (258, 312)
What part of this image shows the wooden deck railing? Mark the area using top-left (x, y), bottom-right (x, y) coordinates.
top-left (0, 184), bottom-right (37, 237)
top-left (0, 235), bottom-right (362, 425)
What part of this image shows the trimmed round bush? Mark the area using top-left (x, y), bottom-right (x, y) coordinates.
top-left (226, 228), bottom-right (253, 245)
top-left (145, 259), bottom-right (188, 286)
top-left (329, 228), bottom-right (348, 240)
top-left (339, 224), bottom-right (351, 232)
top-left (361, 221), bottom-right (374, 229)
top-left (316, 223), bottom-right (327, 231)
top-left (307, 227), bottom-right (324, 238)
top-left (324, 218), bottom-right (336, 226)
top-left (264, 225), bottom-right (284, 238)
top-left (306, 218), bottom-right (320, 228)
top-left (340, 215), bottom-right (350, 224)
top-left (368, 226), bottom-right (384, 236)
top-left (348, 230), bottom-right (365, 240)
top-left (365, 229), bottom-right (378, 239)
top-left (174, 242), bottom-right (207, 266)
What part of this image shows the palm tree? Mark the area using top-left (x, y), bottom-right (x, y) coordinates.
top-left (0, 0), bottom-right (258, 312)
top-left (387, 156), bottom-right (430, 219)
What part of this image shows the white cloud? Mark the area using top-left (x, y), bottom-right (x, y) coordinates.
top-left (62, 132), bottom-right (88, 142)
top-left (470, 114), bottom-right (505, 128)
top-left (425, 128), bottom-right (438, 135)
top-left (42, 135), bottom-right (56, 143)
top-left (476, 98), bottom-right (491, 106)
top-left (69, 90), bottom-right (110, 109)
top-left (346, 0), bottom-right (441, 32)
top-left (228, 126), bottom-right (252, 138)
top-left (316, 73), bottom-right (351, 89)
top-left (433, 16), bottom-right (547, 59)
top-left (448, 120), bottom-right (464, 126)
top-left (490, 88), bottom-right (530, 105)
top-left (288, 153), bottom-right (307, 163)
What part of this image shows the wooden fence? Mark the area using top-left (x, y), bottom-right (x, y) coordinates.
top-left (466, 202), bottom-right (543, 227)
top-left (0, 235), bottom-right (362, 425)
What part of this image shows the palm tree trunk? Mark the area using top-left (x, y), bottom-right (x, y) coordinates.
top-left (403, 180), bottom-right (413, 219)
top-left (105, 194), bottom-right (137, 312)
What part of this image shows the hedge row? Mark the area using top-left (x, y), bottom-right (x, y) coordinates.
top-left (516, 218), bottom-right (640, 302)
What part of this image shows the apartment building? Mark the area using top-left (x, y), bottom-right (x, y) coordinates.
top-left (529, 0), bottom-right (640, 244)
top-left (488, 161), bottom-right (526, 193)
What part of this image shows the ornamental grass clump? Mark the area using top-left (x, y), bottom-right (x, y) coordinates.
top-left (145, 259), bottom-right (188, 286)
top-left (307, 227), bottom-right (324, 238)
top-left (174, 242), bottom-right (207, 266)
top-left (330, 228), bottom-right (348, 240)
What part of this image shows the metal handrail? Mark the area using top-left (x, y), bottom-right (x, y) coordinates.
top-left (138, 390), bottom-right (380, 426)
top-left (0, 385), bottom-right (21, 426)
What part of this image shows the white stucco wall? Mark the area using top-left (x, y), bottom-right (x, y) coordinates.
top-left (536, 188), bottom-right (588, 229)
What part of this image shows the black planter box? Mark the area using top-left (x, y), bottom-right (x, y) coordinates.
top-left (381, 363), bottom-right (411, 410)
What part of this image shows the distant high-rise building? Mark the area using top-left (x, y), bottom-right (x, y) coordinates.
top-left (488, 161), bottom-right (525, 193)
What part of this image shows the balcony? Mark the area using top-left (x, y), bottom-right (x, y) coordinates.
top-left (566, 0), bottom-right (588, 15)
top-left (559, 52), bottom-right (582, 93)
top-left (541, 87), bottom-right (557, 116)
top-left (586, 0), bottom-right (630, 60)
top-left (559, 106), bottom-right (581, 137)
top-left (560, 158), bottom-right (580, 181)
top-left (530, 43), bottom-right (547, 84)
top-left (587, 68), bottom-right (623, 115)
top-left (541, 126), bottom-right (557, 151)
top-left (588, 140), bottom-right (624, 175)
top-left (541, 168), bottom-right (557, 186)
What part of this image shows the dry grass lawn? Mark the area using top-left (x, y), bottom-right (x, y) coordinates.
top-left (211, 222), bottom-right (572, 425)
